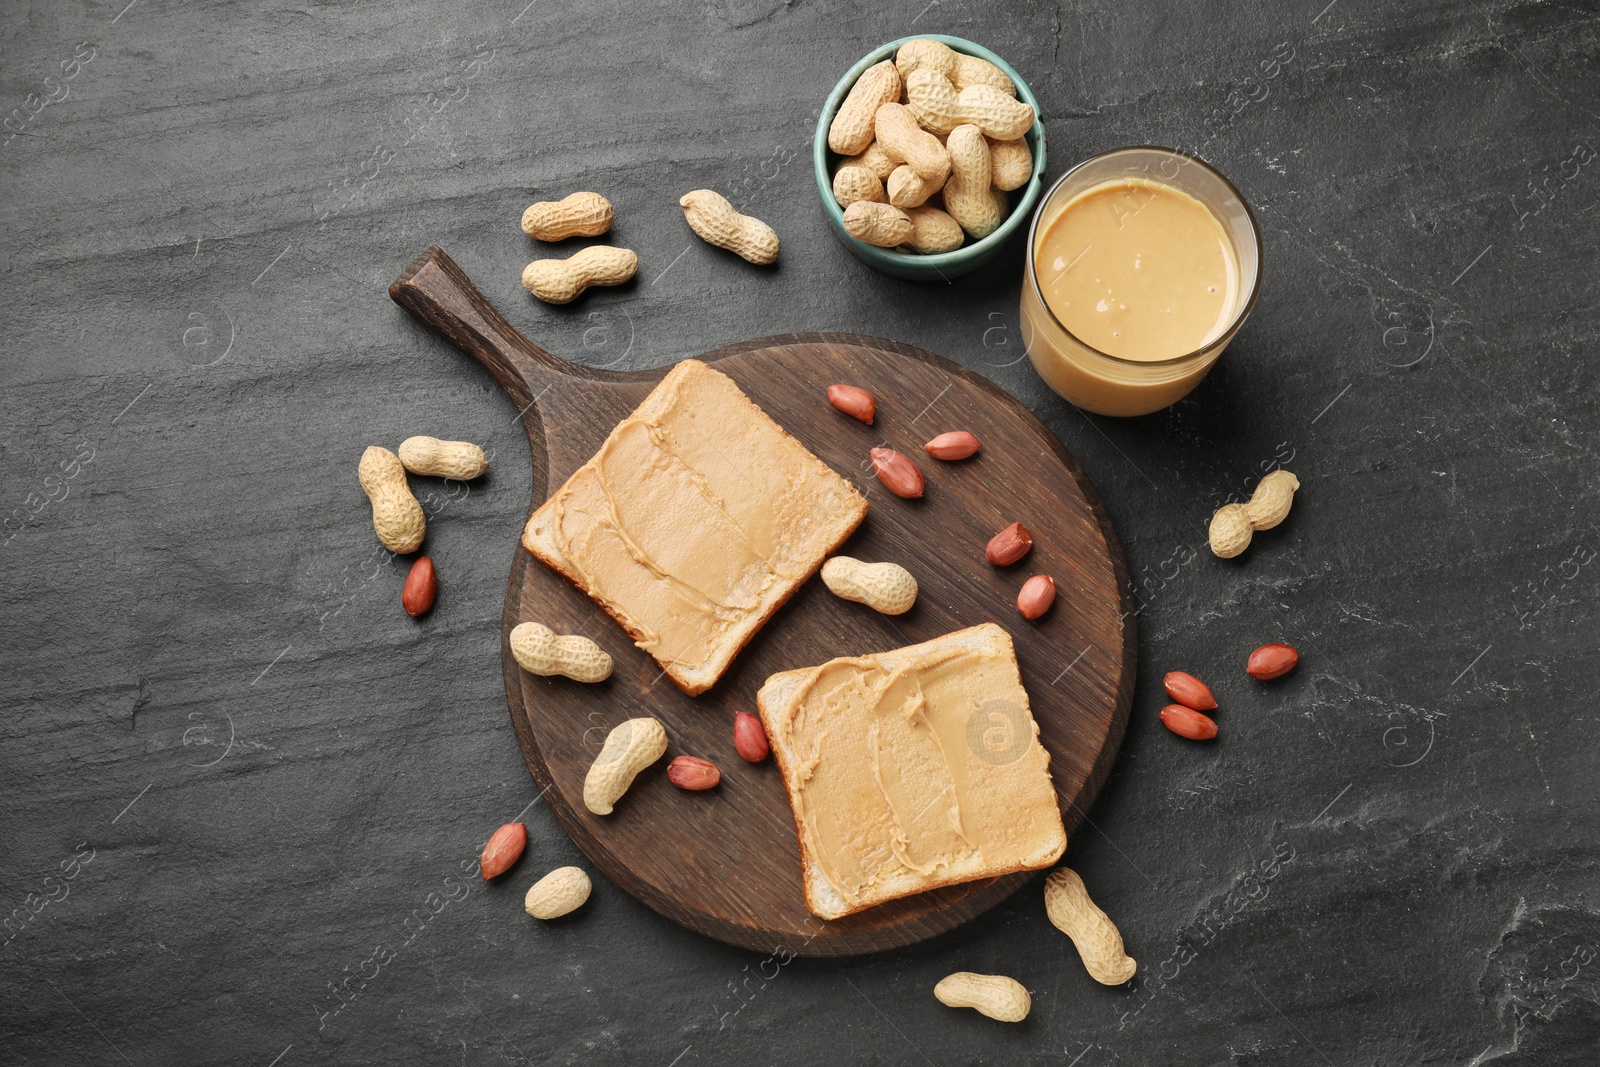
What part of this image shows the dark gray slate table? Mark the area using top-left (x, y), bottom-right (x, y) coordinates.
top-left (3, 1), bottom-right (1597, 1063)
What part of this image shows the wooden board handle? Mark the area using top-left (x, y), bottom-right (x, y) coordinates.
top-left (389, 246), bottom-right (574, 408)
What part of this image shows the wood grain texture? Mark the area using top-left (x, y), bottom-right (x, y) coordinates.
top-left (392, 247), bottom-right (1135, 955)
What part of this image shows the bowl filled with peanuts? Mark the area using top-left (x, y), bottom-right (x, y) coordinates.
top-left (814, 35), bottom-right (1046, 281)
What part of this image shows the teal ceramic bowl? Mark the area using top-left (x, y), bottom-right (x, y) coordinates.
top-left (813, 35), bottom-right (1047, 281)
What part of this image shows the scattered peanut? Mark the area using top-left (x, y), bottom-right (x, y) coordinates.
top-left (943, 124), bottom-right (1005, 239)
top-left (479, 822), bottom-right (526, 880)
top-left (832, 165), bottom-right (886, 208)
top-left (520, 191), bottom-right (613, 241)
top-left (358, 446), bottom-right (425, 554)
top-left (1246, 642), bottom-right (1300, 680)
top-left (1016, 574), bottom-right (1056, 619)
top-left (923, 430), bottom-right (980, 460)
top-left (933, 972), bottom-right (1031, 1023)
top-left (1162, 670), bottom-right (1217, 711)
top-left (402, 555), bottom-right (436, 617)
top-left (1043, 867), bottom-right (1138, 985)
top-left (679, 189), bottom-right (779, 265)
top-left (840, 141), bottom-right (897, 180)
top-left (985, 522), bottom-right (1033, 566)
top-left (584, 717), bottom-right (668, 815)
top-left (667, 755), bottom-right (721, 791)
top-left (821, 556), bottom-right (918, 615)
top-left (843, 200), bottom-right (913, 247)
top-left (1208, 470), bottom-right (1299, 558)
top-left (524, 866), bottom-right (591, 919)
top-left (1160, 704), bottom-right (1219, 740)
top-left (733, 711), bottom-right (770, 763)
top-left (1243, 469), bottom-right (1300, 531)
top-left (886, 163), bottom-right (944, 208)
top-left (521, 246), bottom-right (637, 304)
top-left (509, 622), bottom-right (613, 683)
top-left (397, 436), bottom-right (489, 480)
top-left (895, 38), bottom-right (959, 81)
top-left (869, 447), bottom-right (925, 499)
top-left (951, 53), bottom-right (1015, 96)
top-left (829, 60), bottom-right (902, 155)
top-left (901, 206), bottom-right (964, 253)
top-left (989, 137), bottom-right (1032, 191)
top-left (874, 102), bottom-right (950, 183)
top-left (827, 384), bottom-right (876, 424)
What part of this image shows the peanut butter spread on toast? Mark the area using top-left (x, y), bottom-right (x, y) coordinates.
top-left (523, 360), bottom-right (867, 694)
top-left (760, 624), bottom-right (1066, 917)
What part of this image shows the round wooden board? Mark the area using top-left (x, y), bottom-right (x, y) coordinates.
top-left (392, 249), bottom-right (1135, 957)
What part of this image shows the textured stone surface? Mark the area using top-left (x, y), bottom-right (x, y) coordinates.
top-left (2, 1), bottom-right (1597, 1064)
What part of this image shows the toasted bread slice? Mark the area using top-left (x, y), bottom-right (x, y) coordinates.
top-left (757, 623), bottom-right (1067, 920)
top-left (523, 359), bottom-right (867, 696)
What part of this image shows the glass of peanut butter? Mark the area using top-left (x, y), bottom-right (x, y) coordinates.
top-left (1020, 146), bottom-right (1262, 417)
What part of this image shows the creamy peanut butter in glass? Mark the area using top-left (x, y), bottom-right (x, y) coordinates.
top-left (1020, 147), bottom-right (1262, 417)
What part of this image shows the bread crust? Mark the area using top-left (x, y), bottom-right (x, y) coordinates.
top-left (756, 667), bottom-right (840, 918)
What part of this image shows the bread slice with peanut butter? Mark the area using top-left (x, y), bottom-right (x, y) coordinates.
top-left (757, 623), bottom-right (1067, 920)
top-left (522, 359), bottom-right (868, 696)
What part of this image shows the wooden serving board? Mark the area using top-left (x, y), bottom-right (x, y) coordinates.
top-left (390, 247), bottom-right (1135, 956)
